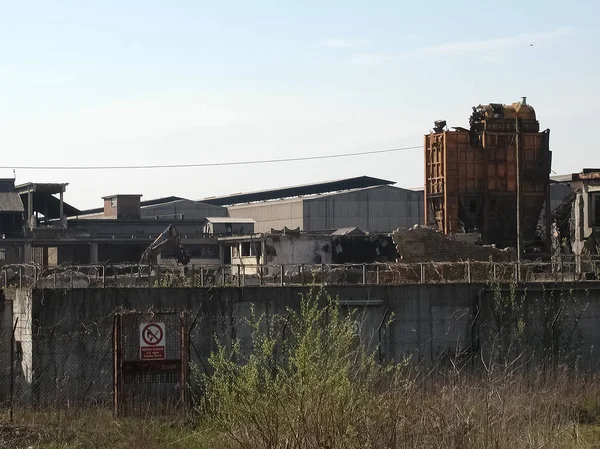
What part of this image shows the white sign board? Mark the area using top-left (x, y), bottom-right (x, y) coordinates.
top-left (139, 322), bottom-right (166, 360)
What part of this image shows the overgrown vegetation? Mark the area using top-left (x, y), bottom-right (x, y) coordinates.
top-left (3, 289), bottom-right (600, 448)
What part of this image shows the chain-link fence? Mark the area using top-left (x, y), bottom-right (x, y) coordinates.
top-left (1, 257), bottom-right (600, 289)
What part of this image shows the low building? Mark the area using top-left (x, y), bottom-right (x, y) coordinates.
top-left (219, 227), bottom-right (396, 275)
top-left (203, 217), bottom-right (255, 237)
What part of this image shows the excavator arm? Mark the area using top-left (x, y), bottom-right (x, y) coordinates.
top-left (140, 224), bottom-right (191, 265)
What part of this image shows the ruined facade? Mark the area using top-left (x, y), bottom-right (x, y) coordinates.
top-left (424, 99), bottom-right (551, 249)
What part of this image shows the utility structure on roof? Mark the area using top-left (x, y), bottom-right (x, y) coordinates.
top-left (424, 98), bottom-right (552, 249)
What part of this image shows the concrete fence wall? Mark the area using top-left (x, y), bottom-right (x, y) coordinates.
top-left (2, 283), bottom-right (600, 405)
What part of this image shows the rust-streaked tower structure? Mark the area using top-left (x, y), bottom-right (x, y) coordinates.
top-left (424, 99), bottom-right (551, 249)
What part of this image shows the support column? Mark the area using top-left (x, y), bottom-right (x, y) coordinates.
top-left (90, 243), bottom-right (99, 264)
top-left (59, 189), bottom-right (65, 228)
top-left (27, 191), bottom-right (33, 229)
top-left (23, 244), bottom-right (32, 263)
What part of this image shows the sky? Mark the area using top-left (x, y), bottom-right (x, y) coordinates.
top-left (0, 0), bottom-right (598, 209)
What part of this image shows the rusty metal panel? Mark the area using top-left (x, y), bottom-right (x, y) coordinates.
top-left (424, 101), bottom-right (551, 248)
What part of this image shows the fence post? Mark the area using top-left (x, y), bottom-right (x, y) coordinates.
top-left (321, 263), bottom-right (325, 286)
top-left (3, 268), bottom-right (7, 288)
top-left (19, 266), bottom-right (22, 289)
top-left (237, 265), bottom-right (241, 287)
top-left (420, 263), bottom-right (425, 284)
top-left (301, 264), bottom-right (305, 285)
top-left (221, 266), bottom-right (226, 286)
top-left (514, 262), bottom-right (518, 283)
top-left (53, 270), bottom-right (57, 288)
top-left (200, 267), bottom-right (204, 287)
top-left (493, 263), bottom-right (497, 283)
top-left (280, 264), bottom-right (284, 286)
top-left (260, 265), bottom-right (264, 286)
top-left (102, 265), bottom-right (106, 288)
top-left (376, 265), bottom-right (380, 284)
top-left (362, 264), bottom-right (366, 285)
top-left (71, 266), bottom-right (74, 289)
top-left (466, 261), bottom-right (471, 283)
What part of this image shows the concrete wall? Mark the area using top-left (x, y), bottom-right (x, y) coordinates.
top-left (4, 282), bottom-right (600, 405)
top-left (0, 290), bottom-right (12, 403)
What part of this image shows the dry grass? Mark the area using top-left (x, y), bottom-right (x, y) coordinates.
top-left (1, 372), bottom-right (600, 448)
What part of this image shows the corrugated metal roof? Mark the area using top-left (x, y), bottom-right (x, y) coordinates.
top-left (202, 176), bottom-right (395, 206)
top-left (0, 192), bottom-right (24, 212)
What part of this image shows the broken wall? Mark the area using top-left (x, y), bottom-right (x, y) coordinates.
top-left (392, 226), bottom-right (515, 263)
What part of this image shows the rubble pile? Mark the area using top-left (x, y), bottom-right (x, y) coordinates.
top-left (392, 226), bottom-right (515, 263)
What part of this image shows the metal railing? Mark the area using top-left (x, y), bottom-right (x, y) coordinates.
top-left (1, 257), bottom-right (600, 288)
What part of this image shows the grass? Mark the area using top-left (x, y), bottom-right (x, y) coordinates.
top-left (3, 290), bottom-right (600, 448)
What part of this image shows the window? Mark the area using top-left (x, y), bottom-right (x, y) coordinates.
top-left (110, 198), bottom-right (117, 207)
top-left (241, 242), bottom-right (251, 256)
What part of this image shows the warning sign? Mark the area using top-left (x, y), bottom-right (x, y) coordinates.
top-left (139, 322), bottom-right (166, 360)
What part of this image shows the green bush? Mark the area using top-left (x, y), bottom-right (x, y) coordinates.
top-left (198, 289), bottom-right (407, 449)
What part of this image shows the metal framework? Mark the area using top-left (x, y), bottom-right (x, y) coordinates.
top-left (113, 311), bottom-right (189, 416)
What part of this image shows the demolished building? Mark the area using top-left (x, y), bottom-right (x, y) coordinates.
top-left (392, 226), bottom-right (515, 263)
top-left (551, 169), bottom-right (600, 272)
top-left (424, 98), bottom-right (552, 250)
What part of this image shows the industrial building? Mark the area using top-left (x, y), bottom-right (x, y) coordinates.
top-left (76, 196), bottom-right (227, 220)
top-left (203, 176), bottom-right (424, 233)
top-left (424, 98), bottom-right (551, 249)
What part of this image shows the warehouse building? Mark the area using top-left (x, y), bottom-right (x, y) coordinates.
top-left (202, 176), bottom-right (424, 233)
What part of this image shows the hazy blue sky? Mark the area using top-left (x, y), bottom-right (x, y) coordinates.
top-left (0, 1), bottom-right (598, 209)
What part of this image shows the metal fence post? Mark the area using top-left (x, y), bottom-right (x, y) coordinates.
top-left (362, 264), bottom-right (366, 285)
top-left (514, 262), bottom-right (518, 283)
top-left (420, 263), bottom-right (425, 284)
top-left (260, 265), bottom-right (264, 286)
top-left (301, 264), bottom-right (305, 285)
top-left (18, 266), bottom-right (22, 288)
top-left (493, 263), bottom-right (497, 283)
top-left (280, 264), bottom-right (284, 286)
top-left (102, 265), bottom-right (106, 288)
top-left (200, 267), bottom-right (204, 287)
top-left (221, 266), bottom-right (225, 286)
top-left (466, 261), bottom-right (471, 283)
top-left (237, 265), bottom-right (241, 287)
top-left (376, 265), bottom-right (380, 284)
top-left (3, 269), bottom-right (7, 288)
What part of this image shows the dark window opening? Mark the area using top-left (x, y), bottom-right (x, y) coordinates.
top-left (594, 194), bottom-right (600, 227)
top-left (469, 200), bottom-right (477, 214)
top-left (241, 242), bottom-right (251, 256)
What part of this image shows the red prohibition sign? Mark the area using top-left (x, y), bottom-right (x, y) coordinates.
top-left (142, 323), bottom-right (163, 346)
